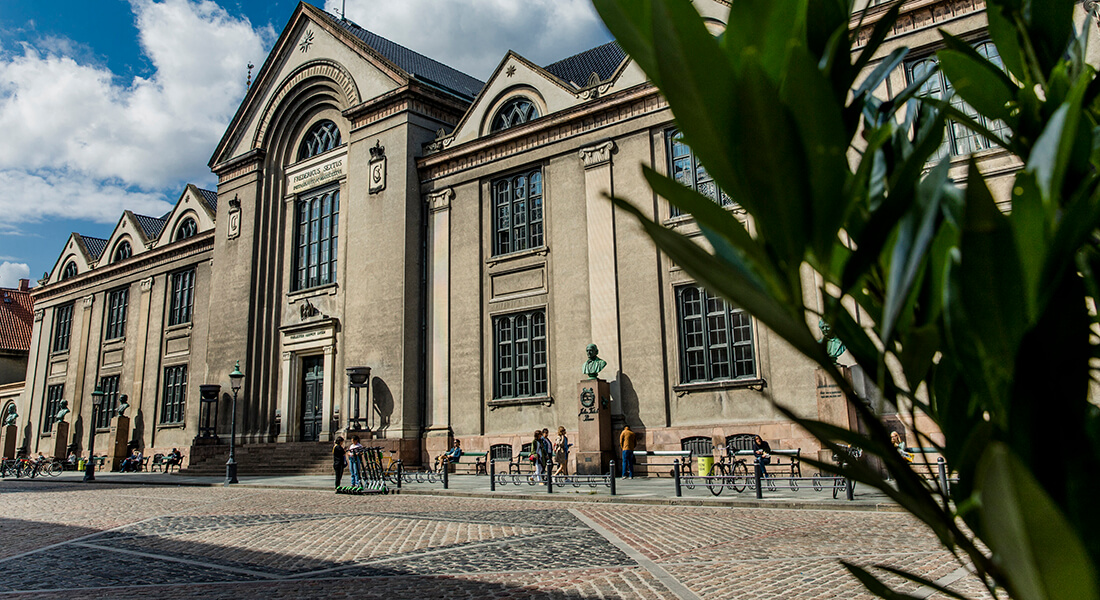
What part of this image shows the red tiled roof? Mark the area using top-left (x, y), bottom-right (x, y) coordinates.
top-left (0, 287), bottom-right (33, 352)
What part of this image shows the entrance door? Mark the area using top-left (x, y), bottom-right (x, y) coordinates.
top-left (300, 356), bottom-right (324, 441)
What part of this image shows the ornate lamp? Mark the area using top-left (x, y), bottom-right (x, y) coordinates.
top-left (83, 385), bottom-right (105, 482)
top-left (226, 361), bottom-right (244, 485)
top-left (346, 367), bottom-right (371, 431)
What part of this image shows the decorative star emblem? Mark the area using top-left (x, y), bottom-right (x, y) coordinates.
top-left (505, 65), bottom-right (516, 77)
top-left (299, 30), bottom-right (314, 53)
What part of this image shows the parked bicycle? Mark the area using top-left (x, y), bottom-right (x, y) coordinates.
top-left (812, 444), bottom-right (862, 499)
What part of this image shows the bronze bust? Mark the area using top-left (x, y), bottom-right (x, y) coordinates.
top-left (582, 343), bottom-right (607, 379)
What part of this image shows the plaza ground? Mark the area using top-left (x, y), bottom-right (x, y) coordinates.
top-left (0, 472), bottom-right (991, 599)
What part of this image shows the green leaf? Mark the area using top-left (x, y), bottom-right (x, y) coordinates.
top-left (977, 442), bottom-right (1100, 600)
top-left (854, 47), bottom-right (908, 100)
top-left (1022, 0), bottom-right (1074, 75)
top-left (1024, 74), bottom-right (1087, 206)
top-left (985, 0), bottom-right (1026, 82)
top-left (936, 50), bottom-right (1015, 123)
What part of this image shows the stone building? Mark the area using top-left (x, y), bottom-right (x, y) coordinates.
top-left (12, 0), bottom-right (1094, 469)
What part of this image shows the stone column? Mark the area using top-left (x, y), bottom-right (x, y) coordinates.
top-left (276, 351), bottom-right (293, 442)
top-left (579, 141), bottom-right (621, 417)
top-left (322, 345), bottom-right (335, 442)
top-left (71, 295), bottom-right (96, 434)
top-left (27, 309), bottom-right (44, 454)
top-left (424, 189), bottom-right (454, 458)
top-left (132, 277), bottom-right (154, 429)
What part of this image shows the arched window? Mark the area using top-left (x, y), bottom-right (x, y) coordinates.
top-left (490, 97), bottom-right (539, 133)
top-left (112, 241), bottom-right (132, 263)
top-left (298, 120), bottom-right (341, 160)
top-left (175, 218), bottom-right (198, 241)
top-left (61, 262), bottom-right (78, 280)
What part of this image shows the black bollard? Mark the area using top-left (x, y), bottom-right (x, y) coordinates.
top-left (547, 462), bottom-right (553, 494)
top-left (755, 464), bottom-right (763, 499)
top-left (396, 460), bottom-right (402, 490)
top-left (609, 460), bottom-right (616, 496)
top-left (673, 459), bottom-right (682, 497)
top-left (846, 477), bottom-right (854, 501)
top-left (490, 458), bottom-right (496, 492)
top-left (937, 457), bottom-right (949, 500)
top-left (443, 458), bottom-right (449, 489)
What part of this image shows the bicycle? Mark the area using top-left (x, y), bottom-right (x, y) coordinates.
top-left (811, 444), bottom-right (862, 498)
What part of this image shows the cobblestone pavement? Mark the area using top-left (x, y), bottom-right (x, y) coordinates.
top-left (0, 480), bottom-right (991, 599)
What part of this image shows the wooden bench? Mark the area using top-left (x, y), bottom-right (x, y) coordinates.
top-left (632, 450), bottom-right (692, 477)
top-left (443, 451), bottom-right (488, 475)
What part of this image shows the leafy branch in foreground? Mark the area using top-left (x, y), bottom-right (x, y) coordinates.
top-left (593, 0), bottom-right (1100, 598)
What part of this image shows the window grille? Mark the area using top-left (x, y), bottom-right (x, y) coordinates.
top-left (112, 241), bottom-right (132, 263)
top-left (677, 285), bottom-right (756, 382)
top-left (161, 365), bottom-right (187, 424)
top-left (492, 168), bottom-right (543, 256)
top-left (681, 436), bottom-right (714, 457)
top-left (298, 120), bottom-right (341, 160)
top-left (43, 385), bottom-right (64, 433)
top-left (293, 188), bottom-right (339, 291)
top-left (490, 97), bottom-right (540, 132)
top-left (105, 287), bottom-right (129, 340)
top-left (52, 303), bottom-right (74, 352)
top-left (666, 129), bottom-right (733, 216)
top-left (169, 269), bottom-right (195, 326)
top-left (62, 262), bottom-right (78, 280)
top-left (96, 375), bottom-right (120, 429)
top-left (175, 218), bottom-right (198, 241)
top-left (493, 309), bottom-right (548, 399)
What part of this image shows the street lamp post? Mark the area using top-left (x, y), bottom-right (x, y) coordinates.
top-left (226, 361), bottom-right (244, 485)
top-left (83, 385), bottom-right (105, 482)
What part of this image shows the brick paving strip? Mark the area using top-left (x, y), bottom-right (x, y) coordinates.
top-left (569, 508), bottom-right (701, 600)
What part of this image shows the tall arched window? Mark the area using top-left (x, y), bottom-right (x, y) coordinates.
top-left (293, 187), bottom-right (340, 291)
top-left (112, 241), bottom-right (132, 263)
top-left (490, 97), bottom-right (539, 133)
top-left (175, 217), bottom-right (198, 241)
top-left (298, 120), bottom-right (341, 160)
top-left (61, 262), bottom-right (78, 280)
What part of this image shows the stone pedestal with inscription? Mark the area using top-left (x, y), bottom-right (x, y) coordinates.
top-left (1, 425), bottom-right (17, 459)
top-left (815, 366), bottom-right (865, 463)
top-left (108, 415), bottom-right (130, 471)
top-left (576, 379), bottom-right (613, 475)
top-left (52, 421), bottom-right (69, 460)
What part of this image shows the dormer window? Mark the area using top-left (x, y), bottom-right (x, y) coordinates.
top-left (61, 262), bottom-right (78, 280)
top-left (175, 217), bottom-right (198, 241)
top-left (490, 97), bottom-right (539, 133)
top-left (298, 120), bottom-right (341, 160)
top-left (112, 241), bottom-right (132, 263)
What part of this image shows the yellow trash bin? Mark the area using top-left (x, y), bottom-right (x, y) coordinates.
top-left (698, 455), bottom-right (714, 476)
top-left (77, 458), bottom-right (85, 471)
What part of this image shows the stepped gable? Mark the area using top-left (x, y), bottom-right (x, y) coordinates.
top-left (542, 41), bottom-right (626, 87)
top-left (0, 282), bottom-right (33, 352)
top-left (81, 236), bottom-right (108, 261)
top-left (197, 188), bottom-right (218, 212)
top-left (327, 14), bottom-right (485, 100)
top-left (133, 214), bottom-right (167, 240)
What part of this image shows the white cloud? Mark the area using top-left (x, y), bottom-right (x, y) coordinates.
top-left (0, 262), bottom-right (30, 288)
top-left (0, 0), bottom-right (275, 224)
top-left (327, 0), bottom-right (611, 80)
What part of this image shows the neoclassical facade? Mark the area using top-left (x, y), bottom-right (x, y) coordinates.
top-left (13, 0), bottom-right (1094, 468)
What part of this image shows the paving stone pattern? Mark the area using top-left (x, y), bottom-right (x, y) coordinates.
top-left (0, 480), bottom-right (992, 599)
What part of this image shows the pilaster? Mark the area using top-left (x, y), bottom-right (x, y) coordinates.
top-left (425, 188), bottom-right (453, 436)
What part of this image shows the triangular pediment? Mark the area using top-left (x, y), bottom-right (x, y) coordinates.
top-left (47, 233), bottom-right (100, 285)
top-left (210, 2), bottom-right (412, 170)
top-left (158, 184), bottom-right (216, 247)
top-left (97, 212), bottom-right (154, 268)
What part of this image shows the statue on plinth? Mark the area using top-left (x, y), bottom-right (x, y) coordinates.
top-left (582, 343), bottom-right (607, 379)
top-left (55, 400), bottom-right (70, 423)
top-left (818, 319), bottom-right (846, 365)
top-left (117, 395), bottom-right (130, 418)
top-left (2, 404), bottom-right (16, 426)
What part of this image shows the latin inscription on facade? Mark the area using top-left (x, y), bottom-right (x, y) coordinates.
top-left (289, 156), bottom-right (345, 194)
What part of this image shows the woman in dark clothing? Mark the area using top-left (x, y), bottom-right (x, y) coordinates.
top-left (753, 435), bottom-right (772, 479)
top-left (333, 437), bottom-right (346, 488)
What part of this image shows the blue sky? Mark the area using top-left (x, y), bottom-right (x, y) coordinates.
top-left (0, 0), bottom-right (611, 289)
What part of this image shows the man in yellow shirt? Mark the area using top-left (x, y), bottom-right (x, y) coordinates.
top-left (619, 425), bottom-right (637, 478)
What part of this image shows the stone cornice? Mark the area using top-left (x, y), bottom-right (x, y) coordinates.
top-left (418, 83), bottom-right (666, 183)
top-left (344, 83), bottom-right (469, 132)
top-left (851, 0), bottom-right (987, 50)
top-left (214, 148), bottom-right (266, 182)
top-left (32, 232), bottom-right (214, 304)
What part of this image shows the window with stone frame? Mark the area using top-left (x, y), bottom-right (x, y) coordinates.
top-left (112, 241), bottom-right (132, 263)
top-left (676, 284), bottom-right (756, 383)
top-left (168, 268), bottom-right (195, 326)
top-left (95, 375), bottom-right (120, 429)
top-left (175, 217), bottom-right (198, 241)
top-left (42, 384), bottom-right (64, 434)
top-left (907, 40), bottom-right (1011, 161)
top-left (52, 302), bottom-right (74, 353)
top-left (293, 187), bottom-right (339, 291)
top-left (493, 309), bottom-right (548, 399)
top-left (491, 168), bottom-right (543, 256)
top-left (666, 128), bottom-right (734, 217)
top-left (104, 287), bottom-right (129, 340)
top-left (490, 97), bottom-right (540, 133)
top-left (61, 262), bottom-right (78, 280)
top-left (298, 120), bottom-right (341, 160)
top-left (160, 364), bottom-right (187, 424)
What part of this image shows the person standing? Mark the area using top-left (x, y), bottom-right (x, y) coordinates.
top-left (333, 437), bottom-right (346, 488)
top-left (553, 427), bottom-right (569, 476)
top-left (346, 436), bottom-right (363, 488)
top-left (532, 430), bottom-right (549, 483)
top-left (619, 425), bottom-right (636, 478)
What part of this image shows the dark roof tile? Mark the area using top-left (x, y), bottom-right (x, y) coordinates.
top-left (82, 236), bottom-right (108, 261)
top-left (0, 287), bottom-right (33, 352)
top-left (134, 214), bottom-right (167, 240)
top-left (331, 16), bottom-right (484, 100)
top-left (543, 41), bottom-right (626, 88)
top-left (198, 188), bottom-right (218, 212)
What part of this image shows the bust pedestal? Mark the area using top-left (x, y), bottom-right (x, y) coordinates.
top-left (52, 421), bottom-right (69, 459)
top-left (575, 379), bottom-right (612, 475)
top-left (108, 416), bottom-right (130, 471)
top-left (1, 424), bottom-right (17, 459)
